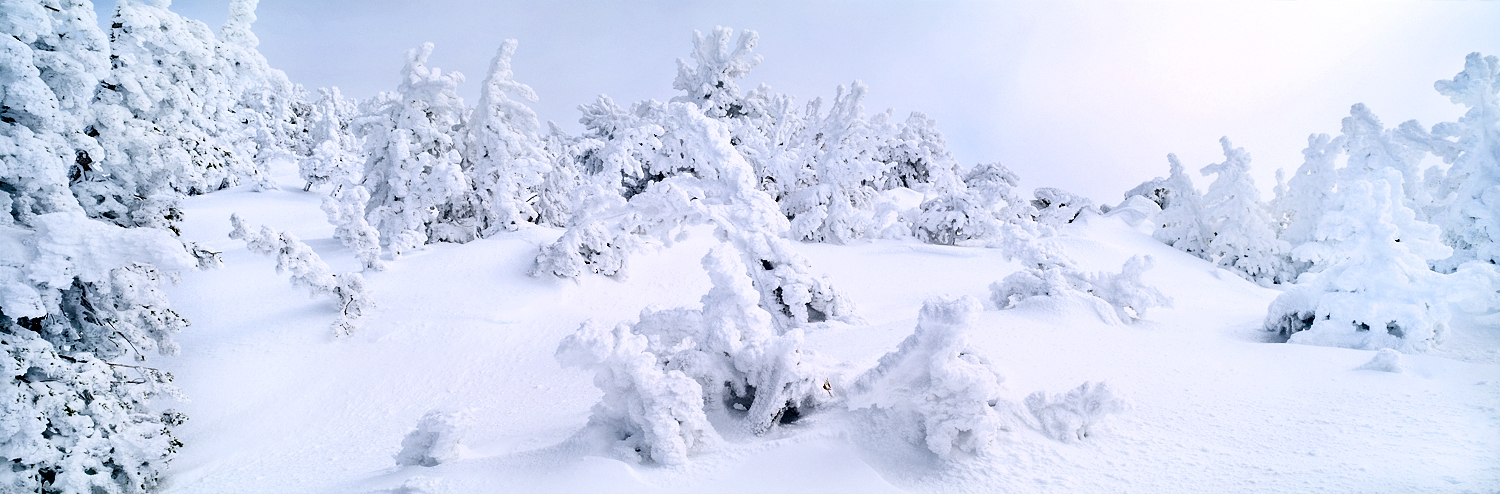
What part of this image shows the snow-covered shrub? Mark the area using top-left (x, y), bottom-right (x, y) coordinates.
top-left (322, 182), bottom-right (385, 271)
top-left (1264, 175), bottom-right (1453, 352)
top-left (1150, 154), bottom-right (1211, 258)
top-left (559, 246), bottom-right (834, 463)
top-left (780, 83), bottom-right (888, 244)
top-left (1031, 187), bottom-right (1095, 229)
top-left (909, 162), bottom-right (1044, 247)
top-left (876, 112), bottom-right (963, 192)
top-left (847, 296), bottom-right (1010, 458)
top-left (535, 103), bottom-right (853, 329)
top-left (395, 410), bottom-right (473, 467)
top-left (229, 214), bottom-right (373, 335)
top-left (1426, 52), bottom-right (1500, 272)
top-left (1023, 381), bottom-right (1124, 443)
top-left (356, 43), bottom-right (473, 251)
top-left (464, 40), bottom-right (550, 234)
top-left (1198, 137), bottom-right (1292, 285)
top-left (991, 255), bottom-right (1168, 325)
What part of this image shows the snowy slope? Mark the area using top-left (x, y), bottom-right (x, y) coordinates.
top-left (152, 166), bottom-right (1500, 494)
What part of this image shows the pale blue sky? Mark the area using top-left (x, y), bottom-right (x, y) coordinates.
top-left (95, 0), bottom-right (1500, 204)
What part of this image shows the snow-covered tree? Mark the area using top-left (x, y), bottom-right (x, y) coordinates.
top-left (1198, 137), bottom-right (1292, 285)
top-left (1265, 173), bottom-right (1453, 352)
top-left (1426, 52), bottom-right (1500, 272)
top-left (557, 245), bottom-right (835, 464)
top-left (535, 103), bottom-right (853, 329)
top-left (218, 0), bottom-right (308, 187)
top-left (1274, 133), bottom-right (1343, 252)
top-left (1030, 187), bottom-right (1096, 229)
top-left (464, 40), bottom-right (549, 234)
top-left (671, 26), bottom-right (760, 119)
top-left (1150, 154), bottom-right (1211, 258)
top-left (876, 112), bottom-right (962, 192)
top-left (909, 162), bottom-right (1043, 247)
top-left (1338, 103), bottom-right (1433, 213)
top-left (298, 87), bottom-right (361, 190)
top-left (2, 4), bottom-right (200, 490)
top-left (780, 83), bottom-right (888, 243)
top-left (991, 254), bottom-right (1169, 325)
top-left (321, 182), bottom-right (385, 271)
top-left (355, 43), bottom-right (473, 253)
top-left (94, 0), bottom-right (260, 195)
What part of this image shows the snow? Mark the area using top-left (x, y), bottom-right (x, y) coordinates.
top-left (144, 163), bottom-right (1500, 493)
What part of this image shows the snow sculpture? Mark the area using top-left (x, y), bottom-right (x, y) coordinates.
top-left (847, 296), bottom-right (1010, 458)
top-left (229, 214), bottom-right (373, 335)
top-left (991, 254), bottom-right (1170, 325)
top-left (356, 43), bottom-right (473, 253)
top-left (1264, 175), bottom-right (1453, 352)
top-left (558, 245), bottom-right (833, 464)
top-left (535, 103), bottom-right (853, 330)
top-left (1198, 137), bottom-right (1292, 285)
top-left (1427, 53), bottom-right (1500, 272)
top-left (465, 40), bottom-right (550, 235)
top-left (395, 410), bottom-right (473, 467)
top-left (1023, 381), bottom-right (1124, 443)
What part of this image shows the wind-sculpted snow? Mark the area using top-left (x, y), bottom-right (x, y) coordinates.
top-left (395, 410), bottom-right (474, 467)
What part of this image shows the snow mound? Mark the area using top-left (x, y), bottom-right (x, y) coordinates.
top-left (395, 410), bottom-right (474, 467)
top-left (1355, 349), bottom-right (1405, 373)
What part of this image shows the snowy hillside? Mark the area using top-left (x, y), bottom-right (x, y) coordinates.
top-left (129, 162), bottom-right (1495, 494)
top-left (3, 2), bottom-right (1499, 493)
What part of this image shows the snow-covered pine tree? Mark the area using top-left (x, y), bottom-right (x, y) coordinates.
top-left (94, 0), bottom-right (252, 195)
top-left (464, 40), bottom-right (550, 234)
top-left (557, 244), bottom-right (834, 464)
top-left (1151, 153), bottom-right (1211, 258)
top-left (1265, 171), bottom-right (1454, 352)
top-left (671, 26), bottom-right (760, 119)
top-left (3, 4), bottom-right (198, 488)
top-left (1426, 52), bottom-right (1500, 272)
top-left (229, 214), bottom-right (373, 335)
top-left (876, 111), bottom-right (963, 193)
top-left (355, 42), bottom-right (473, 253)
top-left (1338, 103), bottom-right (1434, 214)
top-left (298, 87), bottom-right (361, 190)
top-left (217, 0), bottom-right (308, 190)
top-left (1030, 187), bottom-right (1096, 229)
top-left (1275, 133), bottom-right (1343, 254)
top-left (909, 162), bottom-right (1044, 248)
top-left (1198, 137), bottom-right (1292, 285)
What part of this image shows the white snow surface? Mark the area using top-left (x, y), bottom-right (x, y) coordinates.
top-left (151, 164), bottom-right (1500, 493)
